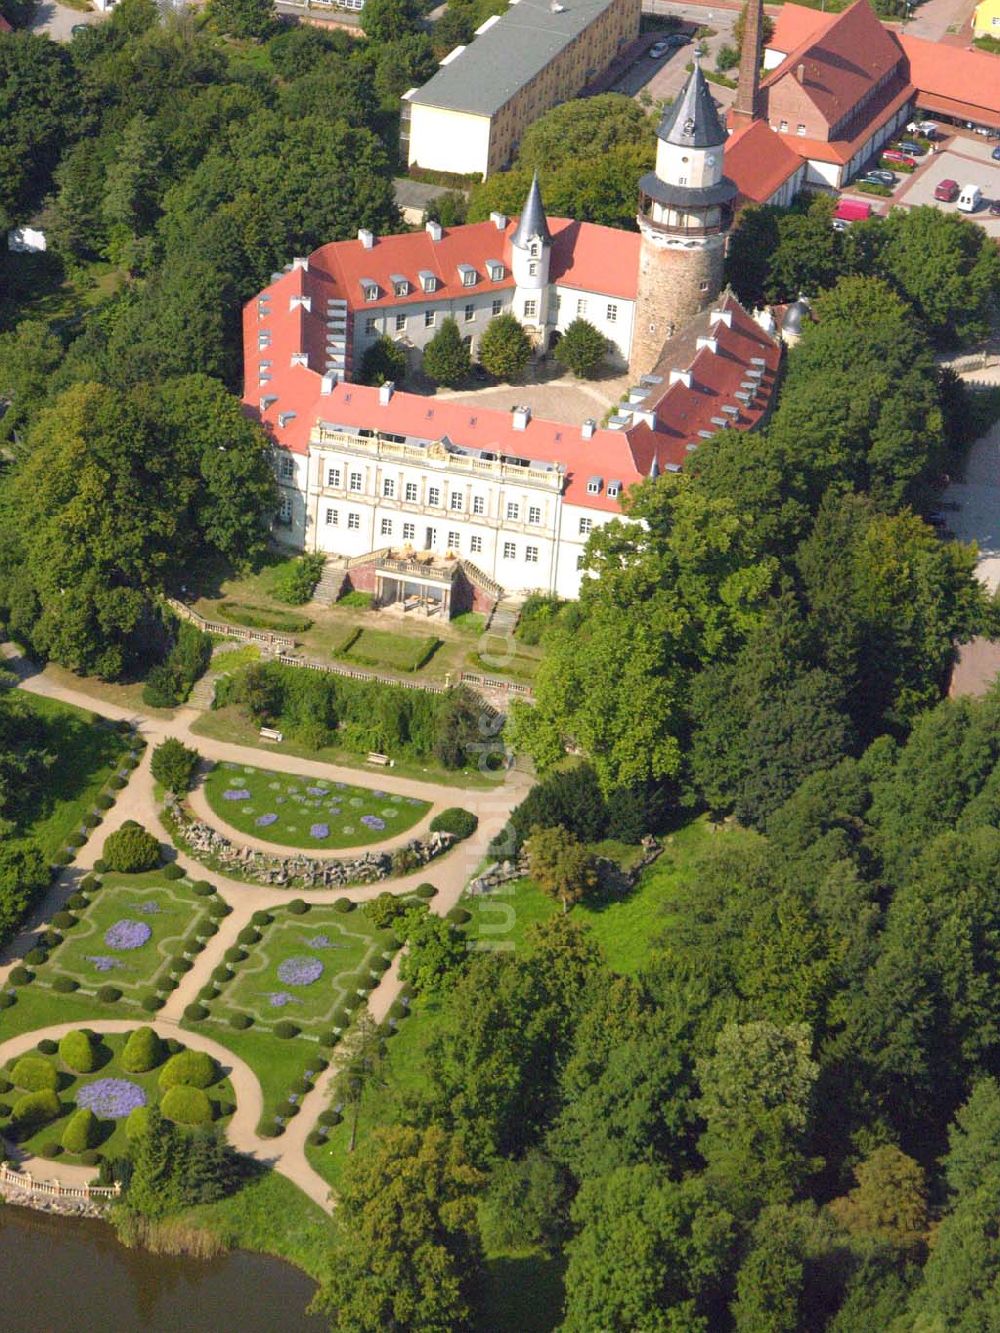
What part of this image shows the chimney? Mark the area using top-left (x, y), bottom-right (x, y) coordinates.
top-left (512, 405), bottom-right (530, 431)
top-left (425, 219), bottom-right (443, 241)
top-left (379, 381), bottom-right (395, 405)
top-left (358, 228), bottom-right (375, 249)
top-left (292, 256), bottom-right (309, 272)
top-left (490, 210), bottom-right (507, 230)
top-left (669, 369), bottom-right (692, 388)
top-left (731, 0), bottom-right (764, 123)
top-left (581, 418), bottom-right (596, 439)
top-left (321, 373), bottom-right (337, 395)
top-left (797, 63), bottom-right (806, 83)
top-left (696, 336), bottom-right (718, 354)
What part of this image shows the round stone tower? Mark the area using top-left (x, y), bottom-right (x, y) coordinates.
top-left (629, 63), bottom-right (737, 377)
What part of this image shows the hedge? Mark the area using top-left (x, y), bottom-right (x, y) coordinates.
top-left (12, 1089), bottom-right (60, 1128)
top-left (41, 930), bottom-right (62, 949)
top-left (229, 1013), bottom-right (253, 1030)
top-left (41, 1141), bottom-right (62, 1158)
top-left (36, 1039), bottom-right (59, 1055)
top-left (52, 912), bottom-right (77, 930)
top-left (287, 899), bottom-right (309, 916)
top-left (0, 993), bottom-right (17, 1010)
top-left (13, 1056), bottom-right (58, 1092)
top-left (318, 1108), bottom-right (342, 1127)
top-left (238, 926), bottom-right (261, 946)
top-left (97, 985), bottom-right (122, 1004)
top-left (447, 906), bottom-right (472, 925)
top-left (62, 1107), bottom-right (99, 1154)
top-left (184, 1002), bottom-right (208, 1021)
top-left (80, 875), bottom-right (101, 893)
top-left (126, 1105), bottom-right (152, 1141)
top-left (66, 892), bottom-right (89, 911)
top-left (160, 1084), bottom-right (213, 1126)
top-left (162, 864), bottom-right (185, 881)
top-left (208, 900), bottom-right (230, 919)
top-left (121, 1027), bottom-right (163, 1073)
top-left (58, 1031), bottom-right (96, 1074)
top-left (141, 994), bottom-right (165, 1011)
top-left (158, 1049), bottom-right (218, 1091)
top-left (415, 882), bottom-right (438, 899)
top-left (273, 1020), bottom-right (300, 1040)
top-left (24, 948), bottom-right (47, 967)
top-left (9, 967), bottom-right (31, 987)
top-left (171, 957), bottom-right (194, 974)
top-left (429, 807), bottom-right (478, 839)
top-left (103, 825), bottom-right (160, 873)
top-left (224, 947), bottom-right (247, 964)
top-left (251, 911), bottom-right (272, 927)
top-left (53, 976), bottom-right (79, 992)
top-left (192, 881), bottom-right (215, 897)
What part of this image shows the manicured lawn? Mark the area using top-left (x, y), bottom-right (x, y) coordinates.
top-left (3, 692), bottom-right (133, 860)
top-left (2, 1030), bottom-right (234, 1163)
top-left (209, 903), bottom-right (394, 1037)
top-left (333, 627), bottom-right (440, 673)
top-left (34, 871), bottom-right (216, 1002)
top-left (182, 1169), bottom-right (333, 1283)
top-left (201, 760), bottom-right (430, 850)
top-left (183, 1020), bottom-right (321, 1137)
top-left (192, 707), bottom-right (504, 789)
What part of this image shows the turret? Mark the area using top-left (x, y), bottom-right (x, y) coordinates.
top-left (509, 172), bottom-right (552, 335)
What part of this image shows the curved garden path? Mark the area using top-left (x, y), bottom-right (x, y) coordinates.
top-left (0, 643), bottom-right (529, 1212)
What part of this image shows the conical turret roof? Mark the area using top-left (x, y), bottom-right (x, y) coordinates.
top-left (510, 172), bottom-right (552, 249)
top-left (656, 61), bottom-right (727, 150)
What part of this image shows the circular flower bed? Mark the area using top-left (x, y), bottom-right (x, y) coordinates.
top-left (78, 1078), bottom-right (147, 1118)
top-left (361, 815), bottom-right (386, 831)
top-left (223, 788), bottom-right (251, 801)
top-left (105, 920), bottom-right (152, 951)
top-left (310, 823), bottom-right (329, 839)
top-left (277, 957), bottom-right (324, 986)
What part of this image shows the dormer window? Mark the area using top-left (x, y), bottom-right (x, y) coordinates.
top-left (586, 476), bottom-right (603, 495)
top-left (486, 260), bottom-right (505, 281)
top-left (607, 480), bottom-right (622, 498)
top-left (391, 274), bottom-right (409, 297)
top-left (419, 270), bottom-right (437, 293)
top-left (360, 279), bottom-right (379, 302)
top-left (457, 264), bottom-right (477, 287)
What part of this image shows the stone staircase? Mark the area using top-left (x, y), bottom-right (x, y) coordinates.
top-left (485, 594), bottom-right (526, 638)
top-left (311, 555), bottom-right (348, 606)
top-left (187, 672), bottom-right (222, 710)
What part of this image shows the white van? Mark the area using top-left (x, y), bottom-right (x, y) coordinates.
top-left (957, 184), bottom-right (983, 213)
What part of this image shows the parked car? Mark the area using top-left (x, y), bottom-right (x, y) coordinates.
top-left (989, 199), bottom-right (1000, 217)
top-left (862, 169), bottom-right (896, 186)
top-left (649, 34), bottom-right (687, 56)
top-left (957, 183), bottom-right (983, 213)
top-left (649, 40), bottom-right (671, 57)
top-left (70, 22), bottom-right (90, 34)
top-left (882, 150), bottom-right (917, 168)
top-left (907, 120), bottom-right (939, 138)
top-left (934, 179), bottom-right (960, 202)
top-left (896, 139), bottom-right (926, 156)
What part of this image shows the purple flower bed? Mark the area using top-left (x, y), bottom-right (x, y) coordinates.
top-left (255, 813), bottom-right (278, 827)
top-left (78, 1078), bottom-right (147, 1118)
top-left (307, 935), bottom-right (333, 949)
top-left (309, 823), bottom-right (329, 839)
top-left (135, 902), bottom-right (161, 915)
top-left (267, 991), bottom-right (298, 1008)
top-left (277, 957), bottom-right (324, 986)
top-left (306, 786), bottom-right (328, 796)
top-left (105, 919), bottom-right (152, 951)
top-left (223, 788), bottom-right (251, 801)
top-left (361, 815), bottom-right (386, 831)
top-left (86, 955), bottom-right (121, 973)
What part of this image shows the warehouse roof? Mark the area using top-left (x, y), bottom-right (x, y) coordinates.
top-left (405, 0), bottom-right (624, 117)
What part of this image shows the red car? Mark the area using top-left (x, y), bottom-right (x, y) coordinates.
top-left (934, 179), bottom-right (960, 202)
top-left (881, 150), bottom-right (917, 168)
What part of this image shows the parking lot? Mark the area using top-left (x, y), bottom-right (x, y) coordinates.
top-left (605, 5), bottom-right (739, 112)
top-left (842, 131), bottom-right (1000, 239)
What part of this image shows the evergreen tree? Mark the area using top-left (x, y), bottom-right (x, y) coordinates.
top-left (477, 314), bottom-right (532, 382)
top-left (553, 319), bottom-right (606, 379)
top-left (421, 317), bottom-right (471, 387)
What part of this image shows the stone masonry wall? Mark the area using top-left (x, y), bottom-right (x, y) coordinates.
top-left (629, 234), bottom-right (727, 378)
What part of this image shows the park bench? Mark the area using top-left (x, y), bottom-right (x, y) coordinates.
top-left (366, 752), bottom-right (393, 767)
top-left (259, 726), bottom-right (284, 743)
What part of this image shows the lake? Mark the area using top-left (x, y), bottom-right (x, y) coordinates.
top-left (0, 1203), bottom-right (324, 1332)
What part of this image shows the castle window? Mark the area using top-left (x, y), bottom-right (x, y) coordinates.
top-left (524, 299), bottom-right (537, 319)
top-left (579, 517), bottom-right (593, 534)
top-left (403, 522), bottom-right (415, 540)
top-left (279, 495), bottom-right (292, 523)
top-left (528, 262), bottom-right (538, 277)
top-left (525, 545), bottom-right (539, 564)
top-left (348, 512), bottom-right (360, 530)
top-left (364, 317), bottom-right (377, 336)
top-left (797, 124), bottom-right (806, 136)
top-left (529, 241), bottom-right (539, 258)
top-left (424, 310), bottom-right (436, 328)
top-left (279, 456), bottom-right (295, 480)
top-left (576, 298), bottom-right (587, 317)
top-left (428, 486), bottom-right (441, 507)
top-left (392, 276), bottom-right (409, 297)
top-left (576, 554), bottom-right (585, 569)
top-left (349, 471), bottom-right (362, 492)
top-left (528, 505), bottom-right (541, 525)
top-left (506, 501), bottom-right (519, 521)
top-left (700, 281), bottom-right (711, 292)
top-left (606, 304), bottom-right (618, 324)
top-left (327, 466), bottom-right (341, 487)
top-left (473, 496), bottom-right (485, 515)
top-left (383, 478), bottom-right (395, 498)
top-left (678, 176), bottom-right (688, 185)
top-left (448, 531), bottom-right (460, 549)
top-left (405, 482), bottom-right (418, 502)
top-left (779, 120), bottom-right (788, 132)
top-left (395, 313), bottom-right (406, 332)
top-left (470, 535), bottom-right (483, 553)
top-left (464, 303), bottom-right (475, 322)
top-left (586, 477), bottom-right (602, 495)
top-left (451, 492), bottom-right (464, 510)
top-left (326, 508), bottom-right (338, 525)
top-left (381, 518), bottom-right (392, 536)
top-left (458, 265), bottom-right (477, 286)
top-left (503, 541), bottom-right (516, 559)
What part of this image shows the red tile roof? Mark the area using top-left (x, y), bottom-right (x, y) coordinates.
top-left (0, 15), bottom-right (11, 31)
top-left (762, 0), bottom-right (906, 133)
top-left (767, 4), bottom-right (834, 55)
top-left (899, 34), bottom-right (1000, 128)
top-left (766, 78), bottom-right (913, 164)
top-left (724, 119), bottom-right (805, 202)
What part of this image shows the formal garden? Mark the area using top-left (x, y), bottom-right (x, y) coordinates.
top-left (3, 869), bottom-right (226, 1021)
top-left (201, 761), bottom-right (430, 850)
top-left (0, 1028), bottom-right (234, 1164)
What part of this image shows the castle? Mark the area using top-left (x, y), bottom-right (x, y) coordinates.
top-left (244, 63), bottom-right (781, 605)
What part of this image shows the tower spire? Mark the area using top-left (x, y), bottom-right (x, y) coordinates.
top-left (732, 0), bottom-right (764, 123)
top-left (510, 172), bottom-right (552, 249)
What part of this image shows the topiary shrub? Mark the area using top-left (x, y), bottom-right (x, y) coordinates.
top-left (97, 985), bottom-right (122, 1004)
top-left (66, 892), bottom-right (89, 911)
top-left (287, 899), bottom-right (309, 916)
top-left (8, 967), bottom-right (31, 987)
top-left (58, 1030), bottom-right (95, 1074)
top-left (160, 1084), bottom-right (213, 1126)
top-left (229, 1013), bottom-right (253, 1030)
top-left (292, 1077), bottom-right (312, 1096)
top-left (224, 947), bottom-right (247, 965)
top-left (333, 897), bottom-right (353, 914)
top-left (165, 1038), bottom-right (182, 1055)
top-left (79, 1149), bottom-right (100, 1166)
top-left (273, 1020), bottom-right (300, 1040)
top-left (171, 957), bottom-right (193, 974)
top-left (158, 1049), bottom-right (218, 1092)
top-left (52, 911), bottom-right (76, 930)
top-left (195, 921), bottom-right (218, 939)
top-left (208, 900), bottom-right (230, 919)
top-left (251, 911), bottom-right (272, 927)
top-left (108, 776), bottom-right (127, 790)
top-left (151, 738), bottom-right (200, 796)
top-left (318, 1108), bottom-right (342, 1127)
top-left (0, 1077), bottom-right (11, 1095)
top-left (12, 1088), bottom-right (60, 1129)
top-left (184, 1003), bottom-right (208, 1022)
top-left (162, 864), bottom-right (185, 881)
top-left (192, 881), bottom-right (214, 897)
top-left (102, 825), bottom-right (160, 873)
top-left (52, 976), bottom-right (79, 993)
top-left (307, 1129), bottom-right (325, 1147)
top-left (96, 794), bottom-right (115, 810)
top-left (447, 906), bottom-right (472, 925)
top-left (429, 807), bottom-right (478, 839)
top-left (141, 994), bottom-right (164, 1012)
top-left (415, 882), bottom-right (438, 899)
top-left (159, 976), bottom-right (179, 992)
top-left (121, 1027), bottom-right (163, 1073)
top-left (237, 926), bottom-right (261, 946)
top-left (318, 1029), bottom-right (338, 1047)
top-left (41, 1141), bottom-right (62, 1159)
top-left (61, 1107), bottom-right (99, 1154)
top-left (93, 859), bottom-right (108, 873)
top-left (80, 875), bottom-right (101, 893)
top-left (24, 948), bottom-right (47, 967)
top-left (42, 930), bottom-right (62, 949)
top-left (212, 965), bottom-right (233, 984)
top-left (199, 985), bottom-right (219, 1002)
top-left (12, 1057), bottom-right (58, 1093)
top-left (37, 1039), bottom-right (59, 1056)
top-left (126, 1105), bottom-right (152, 1141)
top-left (0, 992), bottom-right (16, 1010)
